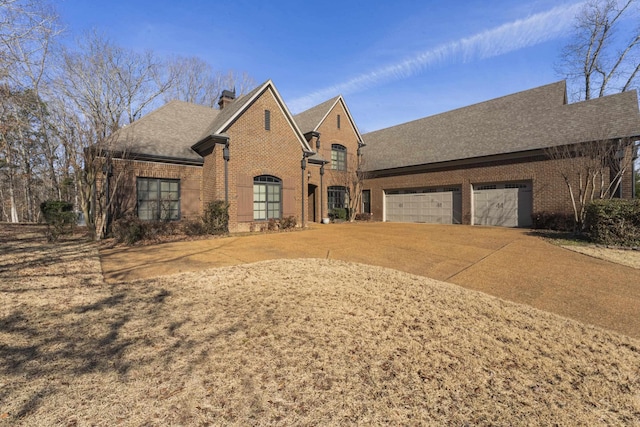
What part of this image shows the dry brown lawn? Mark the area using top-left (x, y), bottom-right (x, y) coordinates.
top-left (563, 245), bottom-right (640, 269)
top-left (2, 225), bottom-right (640, 426)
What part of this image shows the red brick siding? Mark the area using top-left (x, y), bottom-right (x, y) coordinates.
top-left (112, 158), bottom-right (203, 220)
top-left (309, 100), bottom-right (362, 221)
top-left (363, 154), bottom-right (623, 224)
top-left (203, 88), bottom-right (306, 232)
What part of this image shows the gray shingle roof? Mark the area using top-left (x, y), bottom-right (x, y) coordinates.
top-left (362, 81), bottom-right (640, 171)
top-left (293, 95), bottom-right (340, 134)
top-left (112, 100), bottom-right (218, 163)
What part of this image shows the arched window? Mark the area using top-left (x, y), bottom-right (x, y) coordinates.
top-left (253, 175), bottom-right (281, 220)
top-left (331, 144), bottom-right (346, 171)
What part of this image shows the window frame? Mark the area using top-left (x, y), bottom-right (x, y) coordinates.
top-left (331, 144), bottom-right (347, 171)
top-left (328, 185), bottom-right (348, 210)
top-left (136, 177), bottom-right (181, 221)
top-left (253, 175), bottom-right (282, 221)
top-left (362, 189), bottom-right (371, 214)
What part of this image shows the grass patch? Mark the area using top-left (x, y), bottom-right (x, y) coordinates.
top-left (1, 225), bottom-right (639, 425)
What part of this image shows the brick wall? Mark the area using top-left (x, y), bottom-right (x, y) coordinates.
top-left (308, 100), bottom-right (362, 221)
top-left (113, 158), bottom-right (203, 220)
top-left (204, 87), bottom-right (307, 232)
top-left (363, 153), bottom-right (615, 224)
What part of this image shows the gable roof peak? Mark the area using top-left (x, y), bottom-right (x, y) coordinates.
top-left (293, 95), bottom-right (344, 133)
top-left (193, 79), bottom-right (313, 154)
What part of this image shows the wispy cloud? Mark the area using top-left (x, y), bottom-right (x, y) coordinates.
top-left (288, 2), bottom-right (584, 112)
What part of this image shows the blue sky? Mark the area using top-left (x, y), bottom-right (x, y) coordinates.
top-left (57, 0), bottom-right (605, 133)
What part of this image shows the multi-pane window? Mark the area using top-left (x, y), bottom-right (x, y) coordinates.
top-left (137, 178), bottom-right (180, 220)
top-left (328, 186), bottom-right (348, 210)
top-left (331, 144), bottom-right (346, 171)
top-left (254, 175), bottom-right (281, 220)
top-left (362, 190), bottom-right (371, 214)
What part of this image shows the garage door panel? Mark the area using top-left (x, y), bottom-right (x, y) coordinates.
top-left (385, 189), bottom-right (459, 224)
top-left (473, 183), bottom-right (532, 227)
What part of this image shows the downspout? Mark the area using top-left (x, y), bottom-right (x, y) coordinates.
top-left (357, 141), bottom-right (367, 216)
top-left (301, 154), bottom-right (307, 228)
top-left (223, 143), bottom-right (230, 205)
top-left (633, 141), bottom-right (639, 198)
top-left (320, 163), bottom-right (325, 221)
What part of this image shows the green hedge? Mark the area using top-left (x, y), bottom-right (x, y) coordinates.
top-left (585, 199), bottom-right (640, 247)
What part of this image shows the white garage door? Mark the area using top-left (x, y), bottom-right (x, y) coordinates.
top-left (473, 182), bottom-right (532, 227)
top-left (385, 188), bottom-right (462, 224)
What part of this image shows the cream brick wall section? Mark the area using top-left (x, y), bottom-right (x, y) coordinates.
top-left (218, 88), bottom-right (306, 232)
top-left (113, 159), bottom-right (203, 220)
top-left (363, 154), bottom-right (607, 224)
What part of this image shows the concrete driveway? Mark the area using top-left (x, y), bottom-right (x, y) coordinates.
top-left (100, 222), bottom-right (640, 339)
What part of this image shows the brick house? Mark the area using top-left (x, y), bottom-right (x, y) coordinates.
top-left (110, 80), bottom-right (363, 232)
top-left (361, 81), bottom-right (640, 227)
top-left (293, 95), bottom-right (365, 222)
top-left (109, 79), bottom-right (640, 231)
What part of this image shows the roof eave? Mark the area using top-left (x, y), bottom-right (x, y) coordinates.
top-left (365, 148), bottom-right (548, 175)
top-left (113, 151), bottom-right (204, 166)
top-left (192, 133), bottom-right (230, 155)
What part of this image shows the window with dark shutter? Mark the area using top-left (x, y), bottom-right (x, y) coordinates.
top-left (254, 175), bottom-right (281, 220)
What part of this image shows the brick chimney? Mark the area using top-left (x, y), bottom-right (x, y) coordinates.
top-left (218, 89), bottom-right (236, 110)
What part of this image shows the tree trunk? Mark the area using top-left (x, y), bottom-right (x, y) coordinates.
top-left (8, 174), bottom-right (19, 223)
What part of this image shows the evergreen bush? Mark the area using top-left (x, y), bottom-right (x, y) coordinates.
top-left (40, 200), bottom-right (75, 242)
top-left (585, 199), bottom-right (640, 246)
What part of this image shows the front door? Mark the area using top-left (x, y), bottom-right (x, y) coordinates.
top-left (308, 184), bottom-right (317, 222)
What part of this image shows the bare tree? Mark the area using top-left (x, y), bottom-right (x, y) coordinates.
top-left (559, 0), bottom-right (640, 101)
top-left (164, 55), bottom-right (255, 107)
top-left (0, 84), bottom-right (22, 222)
top-left (328, 145), bottom-right (367, 222)
top-left (545, 136), bottom-right (633, 231)
top-left (0, 0), bottom-right (62, 221)
top-left (53, 31), bottom-right (173, 239)
top-left (0, 84), bottom-right (49, 222)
